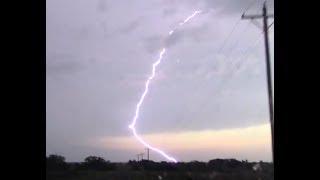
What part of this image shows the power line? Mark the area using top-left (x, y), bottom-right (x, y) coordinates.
top-left (220, 21), bottom-right (252, 71)
top-left (244, 0), bottom-right (261, 14)
top-left (193, 0), bottom-right (259, 91)
top-left (196, 1), bottom-right (273, 117)
top-left (220, 0), bottom-right (263, 71)
top-left (232, 20), bottom-right (275, 75)
top-left (229, 38), bottom-right (263, 76)
top-left (224, 14), bottom-right (274, 75)
top-left (211, 0), bottom-right (261, 83)
top-left (216, 0), bottom-right (259, 54)
top-left (216, 19), bottom-right (241, 54)
top-left (202, 1), bottom-right (269, 99)
top-left (192, 30), bottom-right (262, 123)
top-left (167, 0), bottom-right (264, 130)
top-left (231, 26), bottom-right (273, 77)
top-left (188, 0), bottom-right (262, 117)
top-left (268, 20), bottom-right (274, 29)
top-left (213, 29), bottom-right (262, 89)
top-left (192, 5), bottom-right (269, 125)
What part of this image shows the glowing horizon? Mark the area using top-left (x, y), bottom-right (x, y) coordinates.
top-left (93, 123), bottom-right (272, 162)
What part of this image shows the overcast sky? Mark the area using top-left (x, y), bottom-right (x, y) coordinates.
top-left (46, 0), bottom-right (274, 162)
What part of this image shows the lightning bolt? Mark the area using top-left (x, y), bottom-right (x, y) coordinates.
top-left (128, 10), bottom-right (202, 163)
top-left (169, 10), bottom-right (202, 35)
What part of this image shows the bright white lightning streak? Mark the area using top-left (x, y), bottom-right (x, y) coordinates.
top-left (129, 48), bottom-right (166, 129)
top-left (179, 10), bottom-right (202, 26)
top-left (129, 10), bottom-right (202, 163)
top-left (169, 10), bottom-right (202, 35)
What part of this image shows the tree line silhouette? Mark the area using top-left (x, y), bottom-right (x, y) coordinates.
top-left (46, 155), bottom-right (274, 180)
top-left (46, 155), bottom-right (273, 173)
top-left (47, 154), bottom-right (116, 171)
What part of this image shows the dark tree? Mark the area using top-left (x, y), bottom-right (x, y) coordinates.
top-left (84, 156), bottom-right (107, 164)
top-left (82, 156), bottom-right (115, 171)
top-left (128, 160), bottom-right (140, 170)
top-left (46, 154), bottom-right (68, 171)
top-left (208, 159), bottom-right (245, 172)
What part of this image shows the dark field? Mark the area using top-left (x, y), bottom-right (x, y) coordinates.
top-left (47, 155), bottom-right (273, 180)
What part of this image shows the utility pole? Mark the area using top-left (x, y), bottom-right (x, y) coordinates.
top-left (137, 153), bottom-right (144, 161)
top-left (141, 153), bottom-right (144, 160)
top-left (241, 1), bottom-right (274, 162)
top-left (145, 148), bottom-right (150, 161)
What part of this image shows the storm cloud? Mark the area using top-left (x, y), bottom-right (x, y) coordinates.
top-left (47, 0), bottom-right (274, 161)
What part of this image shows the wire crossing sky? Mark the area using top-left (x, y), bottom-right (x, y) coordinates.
top-left (128, 10), bottom-right (202, 163)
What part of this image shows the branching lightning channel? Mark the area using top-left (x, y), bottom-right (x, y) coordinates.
top-left (128, 10), bottom-right (202, 163)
